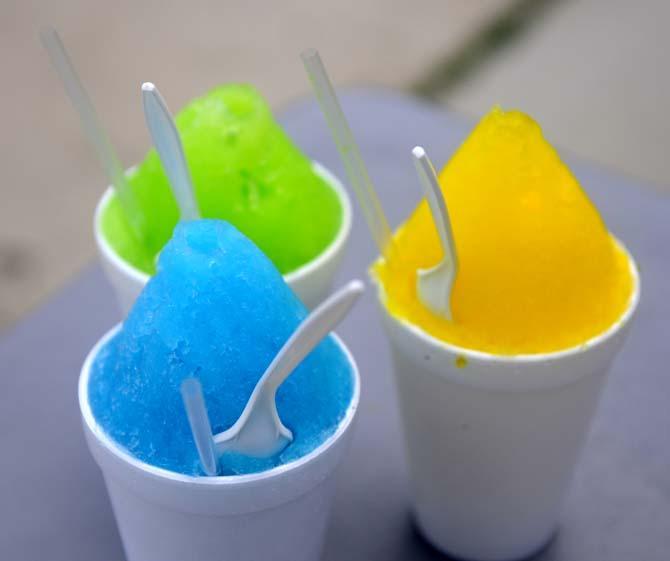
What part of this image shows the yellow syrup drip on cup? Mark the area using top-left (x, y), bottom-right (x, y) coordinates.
top-left (374, 107), bottom-right (634, 355)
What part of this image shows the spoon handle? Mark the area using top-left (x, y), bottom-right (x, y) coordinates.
top-left (412, 146), bottom-right (458, 272)
top-left (265, 280), bottom-right (364, 391)
top-left (301, 49), bottom-right (394, 259)
top-left (141, 83), bottom-right (199, 221)
top-left (181, 378), bottom-right (219, 476)
top-left (40, 27), bottom-right (145, 240)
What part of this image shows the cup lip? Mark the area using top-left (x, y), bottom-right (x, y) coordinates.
top-left (93, 160), bottom-right (353, 287)
top-left (372, 238), bottom-right (640, 364)
top-left (79, 323), bottom-right (361, 486)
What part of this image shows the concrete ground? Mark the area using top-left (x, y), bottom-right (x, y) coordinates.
top-left (1, 0), bottom-right (668, 329)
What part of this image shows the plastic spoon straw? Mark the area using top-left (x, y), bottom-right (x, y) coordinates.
top-left (180, 280), bottom-right (363, 472)
top-left (301, 48), bottom-right (393, 258)
top-left (213, 279), bottom-right (364, 458)
top-left (180, 378), bottom-right (219, 476)
top-left (40, 26), bottom-right (145, 241)
top-left (141, 83), bottom-right (200, 221)
top-left (412, 146), bottom-right (458, 319)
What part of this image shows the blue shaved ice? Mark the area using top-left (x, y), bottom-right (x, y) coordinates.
top-left (89, 220), bottom-right (354, 476)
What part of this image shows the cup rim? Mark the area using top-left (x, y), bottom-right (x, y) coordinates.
top-left (93, 160), bottom-right (353, 287)
top-left (79, 323), bottom-right (360, 486)
top-left (372, 238), bottom-right (640, 364)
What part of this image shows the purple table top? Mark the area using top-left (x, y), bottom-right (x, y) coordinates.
top-left (2, 90), bottom-right (669, 560)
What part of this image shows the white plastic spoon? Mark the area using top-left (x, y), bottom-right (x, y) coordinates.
top-left (412, 146), bottom-right (459, 320)
top-left (141, 82), bottom-right (199, 221)
top-left (181, 280), bottom-right (364, 474)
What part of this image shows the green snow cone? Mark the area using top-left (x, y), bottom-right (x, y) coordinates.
top-left (100, 84), bottom-right (342, 275)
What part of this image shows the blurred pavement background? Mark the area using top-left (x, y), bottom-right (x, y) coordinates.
top-left (0, 0), bottom-right (668, 329)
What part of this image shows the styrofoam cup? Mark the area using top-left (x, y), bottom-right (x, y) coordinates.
top-left (372, 243), bottom-right (639, 561)
top-left (79, 325), bottom-right (360, 561)
top-left (94, 162), bottom-right (352, 313)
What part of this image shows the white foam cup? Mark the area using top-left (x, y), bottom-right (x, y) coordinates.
top-left (372, 243), bottom-right (639, 561)
top-left (79, 325), bottom-right (360, 561)
top-left (94, 162), bottom-right (352, 313)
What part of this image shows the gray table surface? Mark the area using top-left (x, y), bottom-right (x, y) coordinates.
top-left (2, 90), bottom-right (669, 560)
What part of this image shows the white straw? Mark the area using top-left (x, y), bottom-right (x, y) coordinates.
top-left (40, 26), bottom-right (145, 240)
top-left (180, 378), bottom-right (219, 476)
top-left (301, 49), bottom-right (393, 258)
top-left (141, 83), bottom-right (200, 221)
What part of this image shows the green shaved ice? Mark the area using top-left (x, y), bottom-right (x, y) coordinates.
top-left (100, 84), bottom-right (342, 275)
top-left (100, 194), bottom-right (155, 273)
